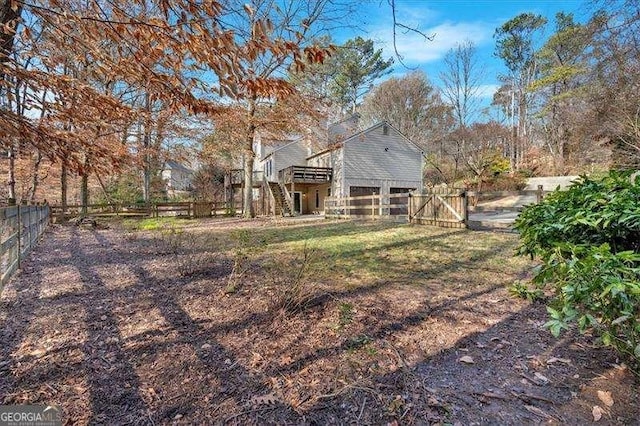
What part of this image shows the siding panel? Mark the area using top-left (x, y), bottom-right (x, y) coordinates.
top-left (343, 124), bottom-right (422, 193)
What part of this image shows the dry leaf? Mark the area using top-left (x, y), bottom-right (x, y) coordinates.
top-left (250, 392), bottom-right (281, 407)
top-left (597, 390), bottom-right (614, 407)
top-left (524, 404), bottom-right (553, 419)
top-left (547, 357), bottom-right (571, 365)
top-left (592, 405), bottom-right (603, 421)
top-left (534, 372), bottom-right (550, 384)
top-left (459, 355), bottom-right (475, 364)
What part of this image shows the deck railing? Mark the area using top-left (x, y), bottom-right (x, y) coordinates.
top-left (279, 166), bottom-right (332, 184)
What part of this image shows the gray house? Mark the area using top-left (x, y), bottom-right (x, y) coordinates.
top-left (162, 160), bottom-right (194, 193)
top-left (228, 118), bottom-right (424, 216)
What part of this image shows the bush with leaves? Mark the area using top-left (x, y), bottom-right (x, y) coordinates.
top-left (514, 171), bottom-right (640, 363)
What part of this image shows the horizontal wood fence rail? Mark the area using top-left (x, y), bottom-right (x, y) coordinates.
top-left (325, 193), bottom-right (410, 220)
top-left (49, 201), bottom-right (228, 220)
top-left (466, 189), bottom-right (550, 198)
top-left (1, 205), bottom-right (50, 290)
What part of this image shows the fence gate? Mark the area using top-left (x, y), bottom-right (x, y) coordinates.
top-left (409, 188), bottom-right (468, 228)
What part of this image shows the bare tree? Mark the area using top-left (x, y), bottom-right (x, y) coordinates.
top-left (440, 40), bottom-right (481, 128)
top-left (359, 71), bottom-right (452, 151)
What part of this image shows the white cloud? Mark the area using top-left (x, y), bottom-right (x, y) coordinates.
top-left (372, 20), bottom-right (494, 64)
top-left (475, 84), bottom-right (500, 99)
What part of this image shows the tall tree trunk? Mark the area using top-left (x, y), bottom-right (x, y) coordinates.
top-left (242, 144), bottom-right (255, 218)
top-left (80, 158), bottom-right (89, 215)
top-left (27, 149), bottom-right (42, 204)
top-left (61, 162), bottom-right (68, 217)
top-left (1, 2), bottom-right (22, 205)
top-left (26, 91), bottom-right (48, 204)
top-left (7, 143), bottom-right (15, 205)
top-left (81, 174), bottom-right (89, 215)
top-left (142, 93), bottom-right (152, 207)
top-left (242, 98), bottom-right (257, 218)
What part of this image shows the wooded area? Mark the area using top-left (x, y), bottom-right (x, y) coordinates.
top-left (0, 0), bottom-right (638, 217)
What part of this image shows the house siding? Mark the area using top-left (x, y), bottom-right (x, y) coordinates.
top-left (342, 124), bottom-right (422, 196)
top-left (261, 140), bottom-right (309, 182)
top-left (303, 183), bottom-right (331, 213)
top-left (307, 150), bottom-right (344, 197)
top-left (162, 165), bottom-right (193, 191)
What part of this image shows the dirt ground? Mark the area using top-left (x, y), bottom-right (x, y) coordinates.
top-left (0, 218), bottom-right (638, 425)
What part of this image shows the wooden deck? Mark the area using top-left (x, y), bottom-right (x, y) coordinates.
top-left (278, 166), bottom-right (332, 184)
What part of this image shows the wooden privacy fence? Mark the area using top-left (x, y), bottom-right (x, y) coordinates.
top-left (1, 205), bottom-right (50, 288)
top-left (324, 185), bottom-right (559, 231)
top-left (325, 193), bottom-right (411, 221)
top-left (49, 201), bottom-right (227, 221)
top-left (409, 188), bottom-right (468, 228)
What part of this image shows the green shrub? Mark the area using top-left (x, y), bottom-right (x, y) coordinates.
top-left (514, 171), bottom-right (640, 363)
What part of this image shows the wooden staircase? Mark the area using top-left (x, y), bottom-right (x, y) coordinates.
top-left (267, 182), bottom-right (293, 216)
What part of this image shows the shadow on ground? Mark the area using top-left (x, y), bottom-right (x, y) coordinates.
top-left (0, 223), bottom-right (637, 425)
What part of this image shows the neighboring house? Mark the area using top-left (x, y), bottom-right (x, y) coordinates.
top-left (228, 117), bottom-right (424, 216)
top-left (162, 160), bottom-right (194, 193)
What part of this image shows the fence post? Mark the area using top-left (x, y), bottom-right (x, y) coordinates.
top-left (371, 193), bottom-right (375, 218)
top-left (17, 205), bottom-right (21, 268)
top-left (536, 185), bottom-right (544, 204)
top-left (431, 192), bottom-right (438, 224)
top-left (27, 208), bottom-right (32, 252)
top-left (462, 191), bottom-right (469, 228)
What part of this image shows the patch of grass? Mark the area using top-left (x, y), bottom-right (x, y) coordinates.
top-left (336, 302), bottom-right (354, 330)
top-left (346, 334), bottom-right (374, 352)
top-left (260, 223), bottom-right (529, 290)
top-left (123, 217), bottom-right (182, 232)
top-left (167, 218), bottom-right (531, 301)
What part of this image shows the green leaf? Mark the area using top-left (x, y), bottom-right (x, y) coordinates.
top-left (544, 320), bottom-right (562, 337)
top-left (546, 306), bottom-right (561, 320)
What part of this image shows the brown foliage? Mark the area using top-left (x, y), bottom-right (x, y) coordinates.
top-left (0, 0), bottom-right (333, 195)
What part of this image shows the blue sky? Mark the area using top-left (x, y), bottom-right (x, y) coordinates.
top-left (333, 0), bottom-right (589, 115)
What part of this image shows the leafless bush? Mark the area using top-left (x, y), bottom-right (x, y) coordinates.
top-left (156, 227), bottom-right (218, 277)
top-left (267, 244), bottom-right (323, 315)
top-left (225, 229), bottom-right (267, 293)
